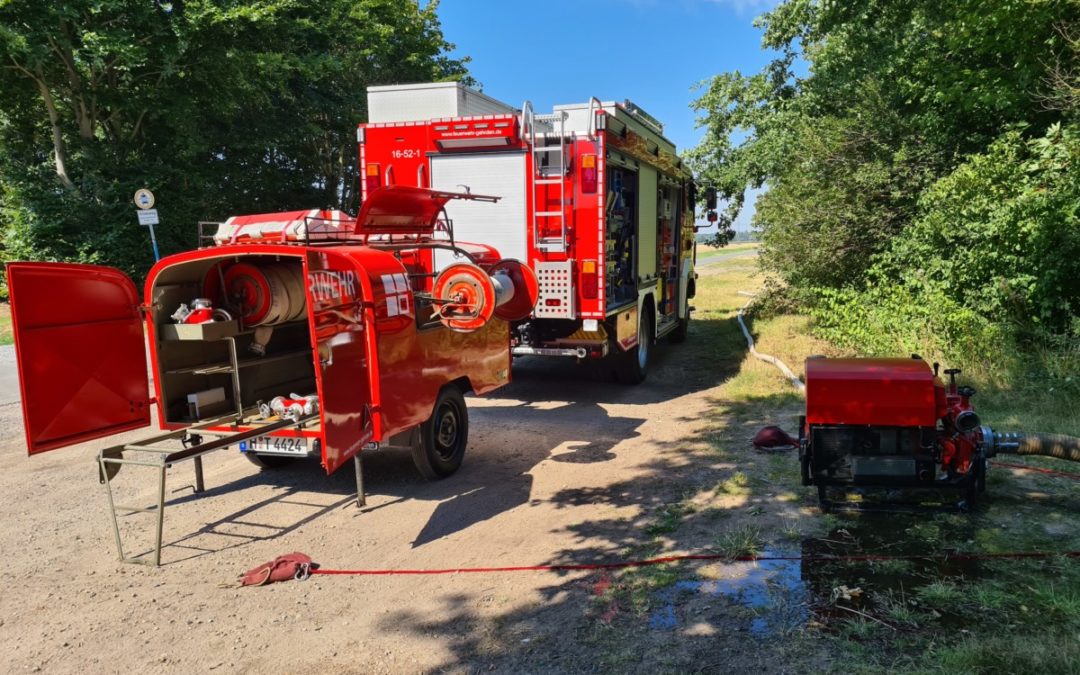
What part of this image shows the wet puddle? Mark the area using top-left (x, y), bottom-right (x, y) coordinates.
top-left (648, 548), bottom-right (807, 636)
top-left (648, 513), bottom-right (984, 634)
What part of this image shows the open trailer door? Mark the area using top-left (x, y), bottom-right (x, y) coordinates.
top-left (7, 263), bottom-right (151, 455)
top-left (305, 251), bottom-right (379, 474)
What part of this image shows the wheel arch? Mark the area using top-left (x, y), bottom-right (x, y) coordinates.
top-left (447, 376), bottom-right (473, 396)
top-left (640, 291), bottom-right (657, 339)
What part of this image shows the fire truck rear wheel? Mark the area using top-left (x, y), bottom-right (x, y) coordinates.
top-left (616, 310), bottom-right (652, 384)
top-left (412, 387), bottom-right (469, 480)
top-left (668, 314), bottom-right (690, 344)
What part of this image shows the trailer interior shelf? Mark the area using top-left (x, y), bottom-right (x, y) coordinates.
top-left (165, 348), bottom-right (312, 376)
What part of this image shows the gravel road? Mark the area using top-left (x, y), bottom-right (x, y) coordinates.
top-left (0, 264), bottom-right (808, 674)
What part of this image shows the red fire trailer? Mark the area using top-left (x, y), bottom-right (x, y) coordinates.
top-left (360, 83), bottom-right (699, 383)
top-left (6, 186), bottom-right (536, 564)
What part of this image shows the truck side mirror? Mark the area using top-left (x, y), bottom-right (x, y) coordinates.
top-left (704, 187), bottom-right (717, 211)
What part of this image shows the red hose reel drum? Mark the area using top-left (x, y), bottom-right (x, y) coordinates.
top-left (432, 259), bottom-right (539, 332)
top-left (433, 263), bottom-right (496, 332)
top-left (205, 262), bottom-right (306, 326)
top-left (488, 259), bottom-right (539, 322)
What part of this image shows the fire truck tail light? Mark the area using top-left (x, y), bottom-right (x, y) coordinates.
top-left (365, 163), bottom-right (381, 193)
top-left (581, 261), bottom-right (598, 299)
top-left (580, 154), bottom-right (598, 194)
top-left (544, 298), bottom-right (562, 307)
top-left (582, 271), bottom-right (598, 299)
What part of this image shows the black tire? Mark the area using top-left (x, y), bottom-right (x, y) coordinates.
top-left (244, 452), bottom-right (300, 470)
top-left (669, 280), bottom-right (692, 344)
top-left (668, 315), bottom-right (689, 344)
top-left (964, 457), bottom-right (987, 507)
top-left (798, 417), bottom-right (811, 486)
top-left (412, 387), bottom-right (469, 479)
top-left (817, 485), bottom-right (831, 512)
top-left (615, 307), bottom-right (652, 384)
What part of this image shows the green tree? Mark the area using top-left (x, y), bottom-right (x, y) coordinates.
top-left (689, 0), bottom-right (1080, 374)
top-left (689, 0), bottom-right (1078, 293)
top-left (0, 0), bottom-right (470, 282)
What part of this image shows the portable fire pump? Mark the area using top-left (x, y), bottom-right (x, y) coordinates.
top-left (359, 82), bottom-right (699, 383)
top-left (6, 185), bottom-right (538, 564)
top-left (794, 356), bottom-right (1080, 509)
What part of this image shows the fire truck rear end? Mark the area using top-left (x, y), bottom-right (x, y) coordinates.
top-left (360, 82), bottom-right (698, 383)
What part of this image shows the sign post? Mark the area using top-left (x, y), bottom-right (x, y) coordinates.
top-left (133, 188), bottom-right (161, 261)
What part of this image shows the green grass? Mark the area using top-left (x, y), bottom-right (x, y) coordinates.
top-left (596, 563), bottom-right (686, 619)
top-left (588, 261), bottom-right (1080, 674)
top-left (645, 502), bottom-right (696, 537)
top-left (695, 241), bottom-right (760, 260)
top-left (0, 303), bottom-right (11, 346)
top-left (914, 580), bottom-right (963, 607)
top-left (715, 524), bottom-right (764, 561)
top-left (715, 471), bottom-right (751, 496)
top-left (928, 635), bottom-right (1080, 675)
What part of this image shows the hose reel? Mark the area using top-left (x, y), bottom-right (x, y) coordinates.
top-left (205, 262), bottom-right (307, 327)
top-left (431, 259), bottom-right (539, 332)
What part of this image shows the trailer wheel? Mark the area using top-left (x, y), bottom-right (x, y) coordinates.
top-left (412, 387), bottom-right (469, 479)
top-left (616, 309), bottom-right (652, 384)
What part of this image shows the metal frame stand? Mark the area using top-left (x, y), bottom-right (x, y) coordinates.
top-left (354, 454), bottom-right (366, 507)
top-left (99, 412), bottom-right (314, 566)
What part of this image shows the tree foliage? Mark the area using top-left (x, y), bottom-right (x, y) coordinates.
top-left (0, 0), bottom-right (469, 281)
top-left (690, 0), bottom-right (1080, 373)
top-left (812, 124), bottom-right (1080, 368)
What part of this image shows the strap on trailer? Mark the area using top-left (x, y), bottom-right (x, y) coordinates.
top-left (98, 411), bottom-right (316, 566)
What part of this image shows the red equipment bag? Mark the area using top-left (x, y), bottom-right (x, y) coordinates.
top-left (751, 425), bottom-right (799, 450)
top-left (240, 552), bottom-right (318, 586)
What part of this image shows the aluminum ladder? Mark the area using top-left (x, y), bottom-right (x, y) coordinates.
top-left (523, 102), bottom-right (570, 253)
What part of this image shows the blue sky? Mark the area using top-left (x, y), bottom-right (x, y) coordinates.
top-left (434, 0), bottom-right (782, 230)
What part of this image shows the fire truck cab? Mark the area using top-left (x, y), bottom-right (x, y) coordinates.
top-left (360, 82), bottom-right (698, 383)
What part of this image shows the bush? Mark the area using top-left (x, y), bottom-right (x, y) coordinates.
top-left (808, 123), bottom-right (1080, 386)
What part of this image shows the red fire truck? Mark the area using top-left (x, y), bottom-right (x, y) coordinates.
top-left (6, 186), bottom-right (536, 564)
top-left (360, 83), bottom-right (698, 383)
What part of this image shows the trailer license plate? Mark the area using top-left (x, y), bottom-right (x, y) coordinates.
top-left (241, 436), bottom-right (310, 455)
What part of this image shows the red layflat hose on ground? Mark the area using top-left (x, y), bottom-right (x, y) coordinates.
top-left (302, 549), bottom-right (1080, 579)
top-left (302, 461), bottom-right (1080, 579)
top-left (242, 457), bottom-right (1080, 583)
top-left (992, 460), bottom-right (1080, 481)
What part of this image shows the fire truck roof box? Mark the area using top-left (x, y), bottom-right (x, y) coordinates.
top-left (552, 99), bottom-right (665, 137)
top-left (367, 82), bottom-right (519, 123)
top-left (550, 100), bottom-right (675, 156)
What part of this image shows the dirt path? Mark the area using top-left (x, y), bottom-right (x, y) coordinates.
top-left (0, 264), bottom-right (825, 674)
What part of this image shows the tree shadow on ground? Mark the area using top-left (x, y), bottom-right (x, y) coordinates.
top-left (142, 313), bottom-right (750, 565)
top-left (370, 320), bottom-right (843, 673)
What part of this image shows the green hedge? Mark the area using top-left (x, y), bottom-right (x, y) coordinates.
top-left (808, 123), bottom-right (1080, 388)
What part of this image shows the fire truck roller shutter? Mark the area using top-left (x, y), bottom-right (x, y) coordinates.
top-left (429, 153), bottom-right (527, 270)
top-left (636, 164), bottom-right (658, 281)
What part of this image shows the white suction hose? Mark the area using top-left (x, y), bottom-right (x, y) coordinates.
top-left (737, 291), bottom-right (805, 393)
